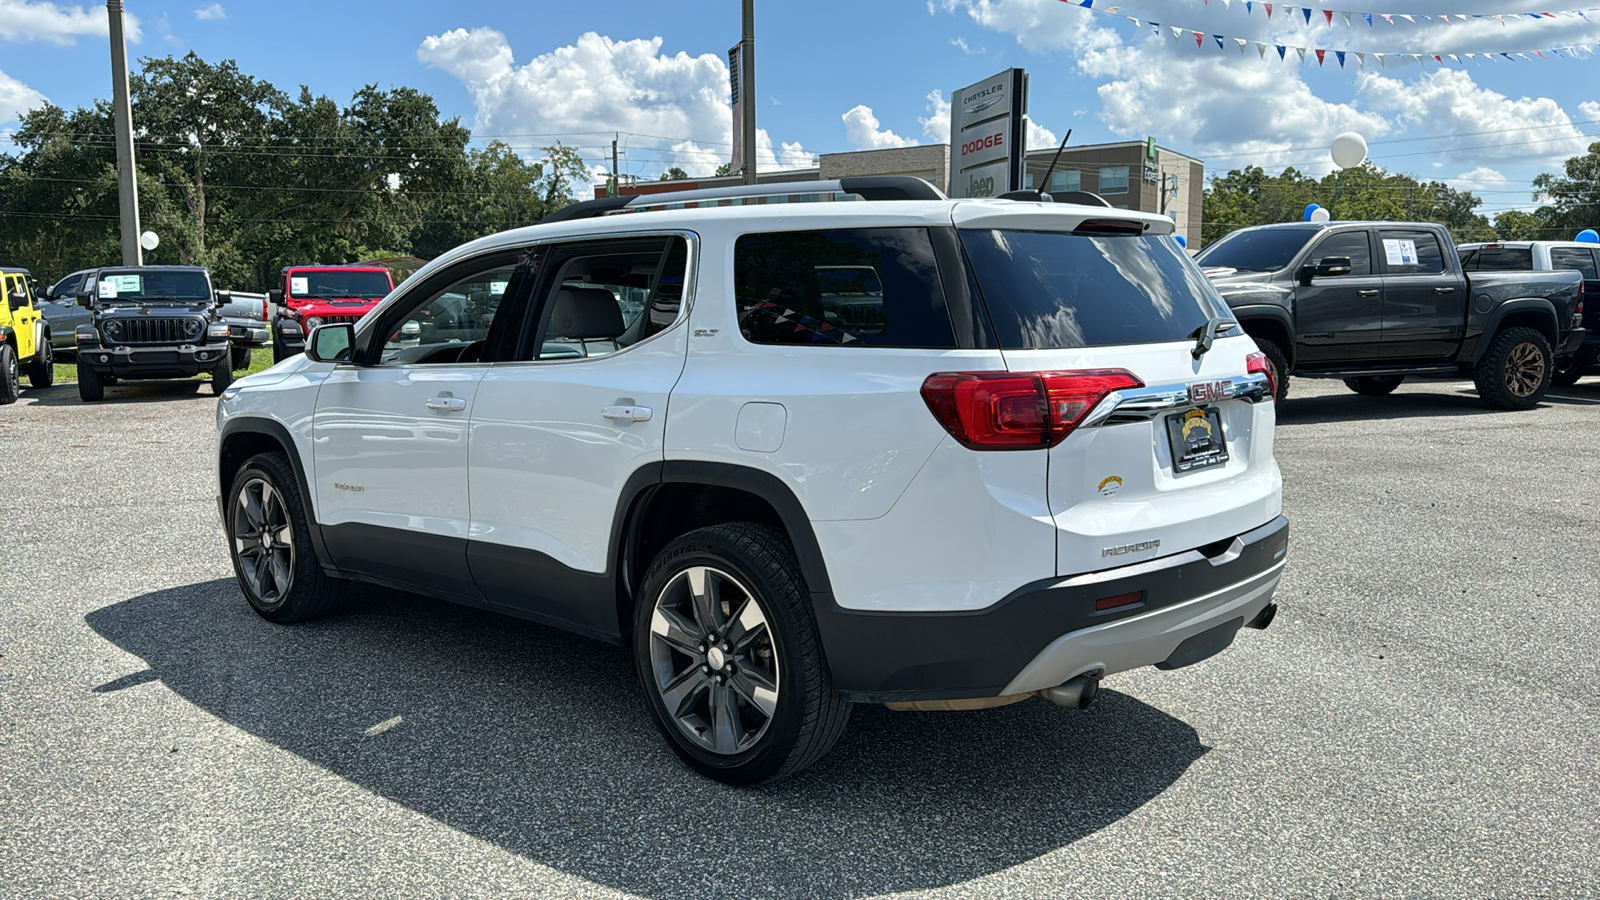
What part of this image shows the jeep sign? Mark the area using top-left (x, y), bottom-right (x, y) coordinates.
top-left (949, 68), bottom-right (1027, 199)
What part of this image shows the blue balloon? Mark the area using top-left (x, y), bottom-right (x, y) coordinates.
top-left (1577, 229), bottom-right (1600, 244)
top-left (1173, 234), bottom-right (1188, 248)
top-left (1303, 203), bottom-right (1322, 222)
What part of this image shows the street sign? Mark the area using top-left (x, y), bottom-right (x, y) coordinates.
top-left (949, 68), bottom-right (1027, 198)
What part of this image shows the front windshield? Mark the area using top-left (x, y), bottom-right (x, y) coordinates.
top-left (1195, 227), bottom-right (1322, 272)
top-left (95, 271), bottom-right (211, 304)
top-left (289, 270), bottom-right (392, 298)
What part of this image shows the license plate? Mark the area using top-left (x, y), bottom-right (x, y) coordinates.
top-left (1165, 407), bottom-right (1229, 474)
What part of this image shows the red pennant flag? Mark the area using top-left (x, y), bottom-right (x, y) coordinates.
top-left (1535, 49), bottom-right (1548, 57)
top-left (1432, 54), bottom-right (1442, 63)
top-left (1323, 9), bottom-right (1333, 24)
top-left (1315, 48), bottom-right (1326, 65)
top-left (1264, 2), bottom-right (1273, 16)
top-left (1194, 31), bottom-right (1204, 46)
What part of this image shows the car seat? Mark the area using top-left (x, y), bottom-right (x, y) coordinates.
top-left (547, 287), bottom-right (625, 357)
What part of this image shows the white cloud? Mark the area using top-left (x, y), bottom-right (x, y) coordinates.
top-left (193, 3), bottom-right (225, 21)
top-left (1578, 100), bottom-right (1600, 123)
top-left (418, 29), bottom-right (813, 180)
top-left (920, 89), bottom-right (951, 143)
top-left (842, 105), bottom-right (919, 150)
top-left (0, 0), bottom-right (141, 45)
top-left (0, 68), bottom-right (47, 126)
top-left (1453, 166), bottom-right (1507, 191)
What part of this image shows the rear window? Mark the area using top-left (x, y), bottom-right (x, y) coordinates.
top-left (960, 230), bottom-right (1225, 350)
top-left (1194, 226), bottom-right (1320, 272)
top-left (1550, 248), bottom-right (1599, 279)
top-left (1460, 247), bottom-right (1533, 271)
top-left (734, 228), bottom-right (956, 348)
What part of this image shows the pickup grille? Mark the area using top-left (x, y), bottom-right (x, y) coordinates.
top-left (109, 317), bottom-right (201, 344)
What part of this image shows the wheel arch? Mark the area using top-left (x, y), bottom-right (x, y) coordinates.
top-left (1473, 299), bottom-right (1558, 362)
top-left (218, 416), bottom-right (338, 574)
top-left (1232, 306), bottom-right (1295, 368)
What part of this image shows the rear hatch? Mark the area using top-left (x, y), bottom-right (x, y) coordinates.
top-left (955, 206), bottom-right (1282, 576)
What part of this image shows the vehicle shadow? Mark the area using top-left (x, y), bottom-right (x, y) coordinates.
top-left (24, 380), bottom-right (211, 406)
top-left (87, 580), bottom-right (1207, 898)
top-left (1276, 383), bottom-right (1547, 426)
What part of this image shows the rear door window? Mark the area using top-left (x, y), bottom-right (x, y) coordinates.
top-left (959, 229), bottom-right (1225, 350)
top-left (734, 228), bottom-right (957, 348)
top-left (1378, 230), bottom-right (1446, 275)
top-left (1550, 247), bottom-right (1600, 279)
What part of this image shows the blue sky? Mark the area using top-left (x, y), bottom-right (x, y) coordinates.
top-left (2, 0), bottom-right (1597, 222)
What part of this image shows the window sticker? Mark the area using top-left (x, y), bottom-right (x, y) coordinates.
top-left (105, 274), bottom-right (143, 294)
top-left (98, 280), bottom-right (119, 299)
top-left (290, 277), bottom-right (309, 295)
top-left (1383, 239), bottom-right (1419, 266)
top-left (488, 281), bottom-right (509, 295)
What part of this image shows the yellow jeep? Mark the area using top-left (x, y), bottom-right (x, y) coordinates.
top-left (1, 267), bottom-right (55, 403)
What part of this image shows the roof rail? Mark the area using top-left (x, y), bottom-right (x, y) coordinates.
top-left (542, 175), bottom-right (947, 224)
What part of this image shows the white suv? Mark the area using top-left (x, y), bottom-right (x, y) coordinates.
top-left (215, 177), bottom-right (1288, 784)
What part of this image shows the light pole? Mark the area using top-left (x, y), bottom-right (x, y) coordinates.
top-left (107, 1), bottom-right (142, 265)
top-left (739, 0), bottom-right (757, 185)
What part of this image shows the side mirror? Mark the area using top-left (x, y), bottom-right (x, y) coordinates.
top-left (8, 290), bottom-right (27, 309)
top-left (213, 289), bottom-right (232, 307)
top-left (267, 289), bottom-right (283, 309)
top-left (304, 323), bottom-right (354, 364)
top-left (76, 292), bottom-right (93, 308)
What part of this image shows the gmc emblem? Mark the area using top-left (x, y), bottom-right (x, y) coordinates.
top-left (1189, 380), bottom-right (1233, 403)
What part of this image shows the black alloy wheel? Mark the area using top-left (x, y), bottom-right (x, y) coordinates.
top-left (226, 452), bottom-right (342, 622)
top-left (634, 523), bottom-right (849, 785)
top-left (26, 339), bottom-right (54, 388)
top-left (0, 344), bottom-right (19, 405)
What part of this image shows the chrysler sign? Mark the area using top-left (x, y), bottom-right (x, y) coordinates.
top-left (949, 68), bottom-right (1027, 199)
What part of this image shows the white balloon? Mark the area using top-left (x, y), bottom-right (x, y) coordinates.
top-left (1330, 132), bottom-right (1368, 170)
top-left (139, 230), bottom-right (160, 250)
top-left (1310, 207), bottom-right (1332, 223)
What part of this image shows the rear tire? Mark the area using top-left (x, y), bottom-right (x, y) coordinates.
top-left (634, 523), bottom-right (850, 785)
top-left (1252, 336), bottom-right (1290, 403)
top-left (76, 358), bottom-right (103, 402)
top-left (26, 339), bottom-right (54, 388)
top-left (211, 356), bottom-right (234, 395)
top-left (1550, 350), bottom-right (1590, 387)
top-left (0, 344), bottom-right (19, 405)
top-left (1474, 327), bottom-right (1551, 411)
top-left (231, 343), bottom-right (252, 372)
top-left (226, 451), bottom-right (343, 622)
top-left (1343, 375), bottom-right (1403, 396)
top-left (271, 333), bottom-right (290, 365)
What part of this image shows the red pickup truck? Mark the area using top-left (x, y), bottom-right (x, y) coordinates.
top-left (269, 265), bottom-right (394, 363)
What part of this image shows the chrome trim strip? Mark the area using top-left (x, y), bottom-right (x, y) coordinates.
top-left (1081, 370), bottom-right (1271, 427)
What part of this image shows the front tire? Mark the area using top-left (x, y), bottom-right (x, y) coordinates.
top-left (211, 356), bottom-right (234, 395)
top-left (75, 358), bottom-right (103, 402)
top-left (1251, 336), bottom-right (1290, 403)
top-left (1344, 375), bottom-right (1403, 396)
top-left (0, 344), bottom-right (19, 405)
top-left (226, 451), bottom-right (342, 622)
top-left (27, 339), bottom-right (54, 388)
top-left (231, 343), bottom-right (252, 372)
top-left (1474, 326), bottom-right (1551, 411)
top-left (634, 523), bottom-right (849, 785)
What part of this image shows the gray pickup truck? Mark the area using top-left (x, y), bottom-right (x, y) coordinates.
top-left (1197, 221), bottom-right (1584, 410)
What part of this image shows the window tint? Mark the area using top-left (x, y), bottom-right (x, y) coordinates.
top-left (529, 237), bottom-right (688, 360)
top-left (1194, 226), bottom-right (1320, 272)
top-left (1550, 248), bottom-right (1599, 279)
top-left (960, 229), bottom-right (1226, 350)
top-left (1309, 231), bottom-right (1372, 276)
top-left (380, 266), bottom-right (517, 364)
top-left (51, 273), bottom-right (83, 298)
top-left (94, 270), bottom-right (211, 303)
top-left (1098, 166), bottom-right (1130, 193)
top-left (1460, 246), bottom-right (1533, 271)
top-left (288, 270), bottom-right (393, 298)
top-left (1379, 230), bottom-right (1445, 275)
top-left (735, 228), bottom-right (956, 348)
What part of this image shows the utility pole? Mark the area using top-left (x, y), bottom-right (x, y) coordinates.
top-left (740, 0), bottom-right (757, 185)
top-left (107, 0), bottom-right (141, 265)
top-left (612, 136), bottom-right (620, 196)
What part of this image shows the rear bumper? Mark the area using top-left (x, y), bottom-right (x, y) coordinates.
top-left (815, 515), bottom-right (1289, 703)
top-left (77, 342), bottom-right (228, 378)
top-left (226, 321), bottom-right (270, 345)
top-left (1558, 327), bottom-right (1586, 358)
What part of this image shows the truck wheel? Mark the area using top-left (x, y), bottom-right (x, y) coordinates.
top-left (271, 334), bottom-right (289, 365)
top-left (76, 358), bottom-right (104, 402)
top-left (231, 343), bottom-right (252, 372)
top-left (211, 356), bottom-right (234, 395)
top-left (1550, 350), bottom-right (1591, 387)
top-left (1474, 327), bottom-right (1551, 411)
top-left (1343, 375), bottom-right (1403, 396)
top-left (0, 344), bottom-right (19, 405)
top-left (634, 523), bottom-right (850, 785)
top-left (27, 339), bottom-right (54, 388)
top-left (226, 451), bottom-right (343, 623)
top-left (1252, 336), bottom-right (1290, 403)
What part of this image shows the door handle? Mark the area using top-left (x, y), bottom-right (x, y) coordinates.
top-left (425, 396), bottom-right (467, 412)
top-left (603, 405), bottom-right (653, 422)
top-left (1434, 286), bottom-right (1456, 294)
top-left (1357, 289), bottom-right (1380, 297)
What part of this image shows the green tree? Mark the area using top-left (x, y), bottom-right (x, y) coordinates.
top-left (659, 166), bottom-right (689, 181)
top-left (1531, 140), bottom-right (1600, 237)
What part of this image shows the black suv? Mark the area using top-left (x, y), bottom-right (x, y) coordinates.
top-left (72, 266), bottom-right (235, 402)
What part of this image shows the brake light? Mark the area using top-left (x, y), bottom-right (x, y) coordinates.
top-left (262, 297), bottom-right (268, 320)
top-left (1246, 351), bottom-right (1277, 399)
top-left (920, 369), bottom-right (1143, 450)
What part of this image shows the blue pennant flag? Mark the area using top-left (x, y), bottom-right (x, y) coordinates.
top-left (1080, 0), bottom-right (1093, 7)
top-left (1500, 52), bottom-right (1515, 61)
top-left (1276, 45), bottom-right (1286, 59)
top-left (1364, 12), bottom-right (1373, 25)
top-left (1301, 7), bottom-right (1311, 24)
top-left (1215, 34), bottom-right (1225, 49)
top-left (1336, 50), bottom-right (1346, 67)
top-left (1150, 20), bottom-right (1160, 32)
top-left (1245, 1), bottom-right (1253, 11)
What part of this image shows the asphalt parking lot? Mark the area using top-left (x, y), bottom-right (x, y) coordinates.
top-left (3, 375), bottom-right (1598, 898)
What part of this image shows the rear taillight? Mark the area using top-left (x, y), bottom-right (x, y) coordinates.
top-left (1246, 351), bottom-right (1277, 400)
top-left (920, 369), bottom-right (1143, 450)
top-left (262, 297), bottom-right (268, 320)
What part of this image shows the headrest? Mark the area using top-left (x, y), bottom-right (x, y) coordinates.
top-left (550, 287), bottom-right (625, 339)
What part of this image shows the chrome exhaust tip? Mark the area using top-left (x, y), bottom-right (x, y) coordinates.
top-left (1246, 602), bottom-right (1278, 630)
top-left (1040, 673), bottom-right (1100, 710)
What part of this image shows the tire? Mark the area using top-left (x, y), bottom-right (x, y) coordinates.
top-left (0, 344), bottom-right (19, 405)
top-left (271, 334), bottom-right (288, 365)
top-left (226, 451), bottom-right (343, 623)
top-left (231, 343), bottom-right (252, 372)
top-left (27, 339), bottom-right (54, 388)
top-left (1550, 350), bottom-right (1591, 387)
top-left (634, 522), bottom-right (850, 785)
top-left (76, 358), bottom-right (104, 402)
top-left (1474, 326), bottom-right (1552, 411)
top-left (211, 356), bottom-right (234, 395)
top-left (1343, 375), bottom-right (1404, 396)
top-left (1252, 336), bottom-right (1290, 403)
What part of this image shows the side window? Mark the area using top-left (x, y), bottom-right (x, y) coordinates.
top-left (1550, 248), bottom-right (1600, 280)
top-left (1379, 230), bottom-right (1445, 275)
top-left (52, 273), bottom-right (84, 299)
top-left (1309, 231), bottom-right (1372, 276)
top-left (734, 227), bottom-right (957, 349)
top-left (1098, 166), bottom-right (1130, 194)
top-left (377, 264), bottom-right (520, 365)
top-left (524, 236), bottom-right (690, 361)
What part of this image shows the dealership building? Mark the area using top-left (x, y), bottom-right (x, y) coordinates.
top-left (605, 141), bottom-right (1205, 242)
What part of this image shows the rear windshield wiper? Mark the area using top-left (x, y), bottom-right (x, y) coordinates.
top-left (1191, 315), bottom-right (1239, 360)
